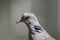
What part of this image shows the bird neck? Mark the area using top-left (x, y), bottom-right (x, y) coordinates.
top-left (26, 21), bottom-right (44, 40)
top-left (25, 21), bottom-right (45, 40)
top-left (26, 21), bottom-right (44, 33)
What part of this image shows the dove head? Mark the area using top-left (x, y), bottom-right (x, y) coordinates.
top-left (16, 12), bottom-right (38, 25)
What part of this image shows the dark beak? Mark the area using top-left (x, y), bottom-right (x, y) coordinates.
top-left (16, 19), bottom-right (22, 24)
top-left (16, 16), bottom-right (24, 24)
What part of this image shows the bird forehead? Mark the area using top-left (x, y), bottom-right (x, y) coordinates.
top-left (23, 12), bottom-right (35, 17)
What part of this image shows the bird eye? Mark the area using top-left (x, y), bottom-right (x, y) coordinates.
top-left (25, 16), bottom-right (30, 20)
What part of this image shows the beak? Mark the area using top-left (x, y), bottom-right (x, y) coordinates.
top-left (16, 19), bottom-right (22, 24)
top-left (16, 16), bottom-right (24, 24)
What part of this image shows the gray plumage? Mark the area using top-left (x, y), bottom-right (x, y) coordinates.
top-left (16, 12), bottom-right (56, 40)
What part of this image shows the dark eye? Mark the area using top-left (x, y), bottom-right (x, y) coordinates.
top-left (25, 16), bottom-right (29, 20)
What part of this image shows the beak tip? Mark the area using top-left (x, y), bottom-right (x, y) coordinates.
top-left (16, 22), bottom-right (19, 24)
top-left (16, 21), bottom-right (20, 24)
top-left (16, 20), bottom-right (22, 24)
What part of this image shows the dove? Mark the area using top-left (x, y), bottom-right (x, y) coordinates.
top-left (16, 12), bottom-right (56, 40)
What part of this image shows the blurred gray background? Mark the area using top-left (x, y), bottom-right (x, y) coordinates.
top-left (0, 0), bottom-right (59, 40)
